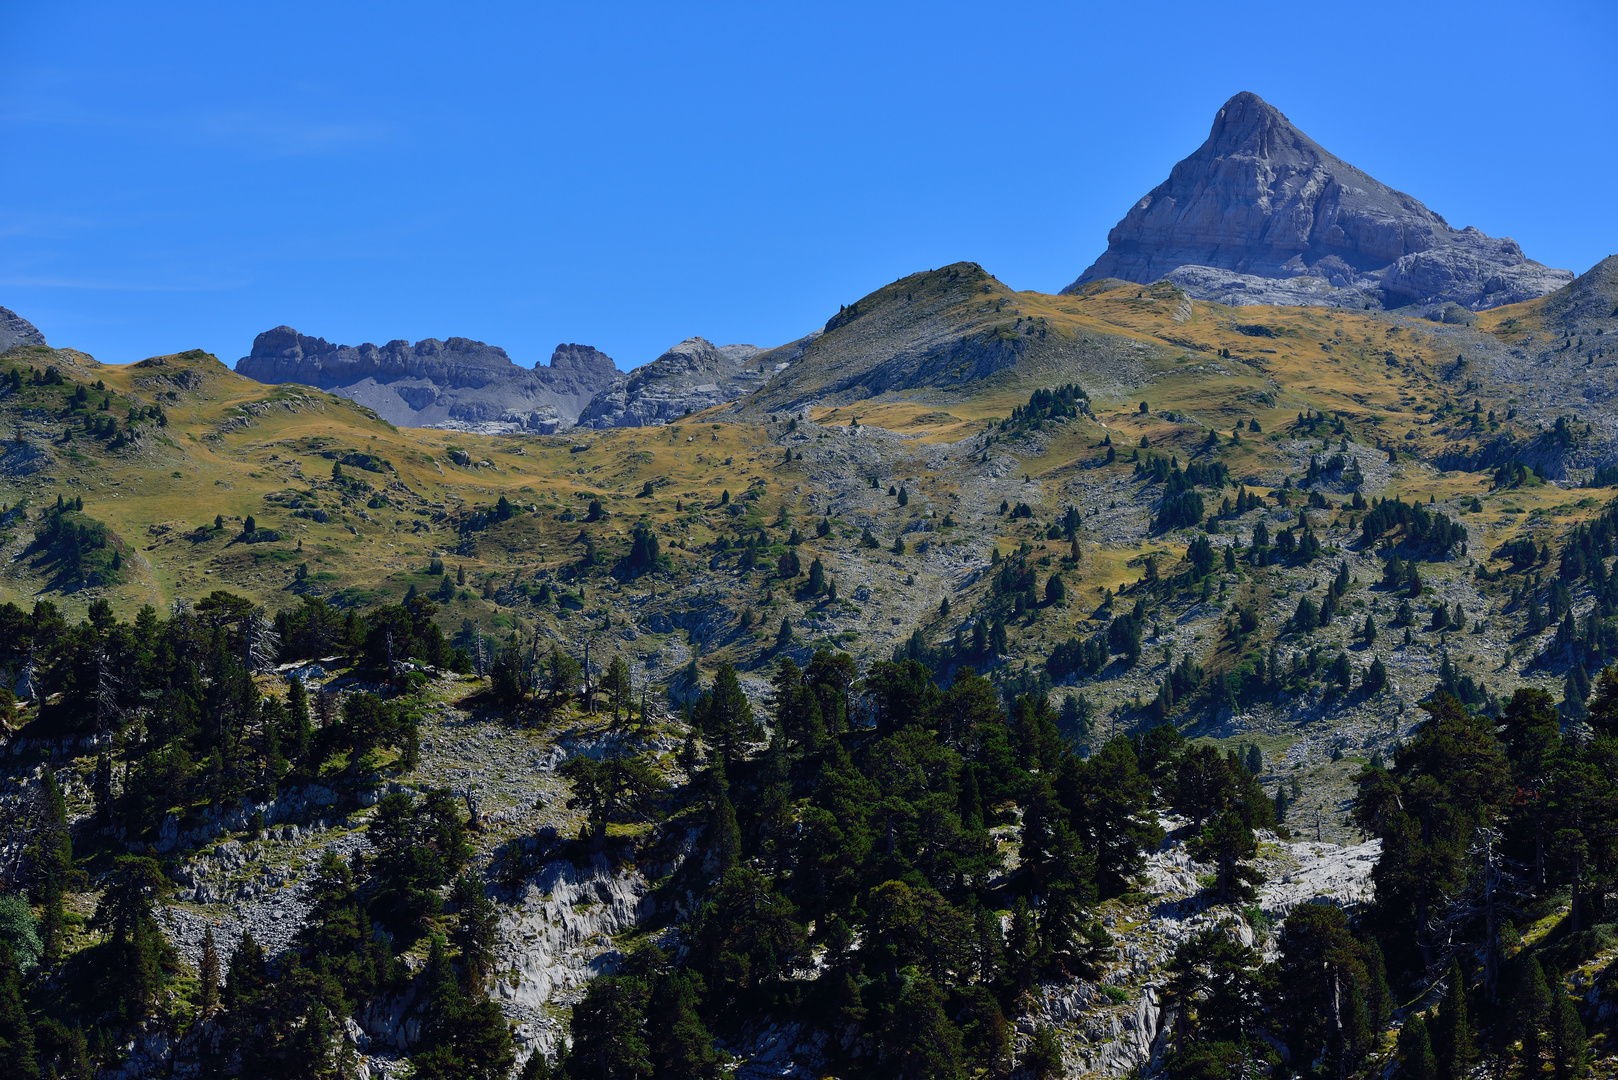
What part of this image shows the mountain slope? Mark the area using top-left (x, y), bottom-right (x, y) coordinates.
top-left (730, 262), bottom-right (1157, 418)
top-left (9, 281), bottom-right (1618, 1075)
top-left (1069, 91), bottom-right (1572, 312)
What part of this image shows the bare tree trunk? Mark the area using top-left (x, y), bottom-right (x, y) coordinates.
top-left (1331, 969), bottom-right (1345, 1080)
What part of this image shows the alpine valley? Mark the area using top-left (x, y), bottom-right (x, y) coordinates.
top-left (3, 93), bottom-right (1618, 1080)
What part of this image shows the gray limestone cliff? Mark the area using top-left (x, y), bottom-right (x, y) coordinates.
top-left (574, 336), bottom-right (780, 429)
top-left (0, 306), bottom-right (47, 353)
top-left (235, 328), bottom-right (619, 432)
top-left (1067, 91), bottom-right (1572, 312)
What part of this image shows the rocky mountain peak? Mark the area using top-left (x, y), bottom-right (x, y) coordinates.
top-left (1068, 91), bottom-right (1572, 312)
top-left (0, 305), bottom-right (48, 353)
top-left (1540, 253), bottom-right (1618, 329)
top-left (546, 342), bottom-right (619, 382)
top-left (573, 335), bottom-right (780, 429)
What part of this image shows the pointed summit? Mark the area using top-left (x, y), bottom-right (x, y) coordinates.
top-left (0, 306), bottom-right (47, 353)
top-left (1067, 92), bottom-right (1570, 311)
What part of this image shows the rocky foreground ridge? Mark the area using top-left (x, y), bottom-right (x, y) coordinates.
top-left (1069, 91), bottom-right (1572, 313)
top-left (235, 328), bottom-right (620, 432)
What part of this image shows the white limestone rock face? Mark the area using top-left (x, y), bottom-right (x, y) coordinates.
top-left (499, 856), bottom-right (653, 1005)
top-left (1068, 91), bottom-right (1572, 312)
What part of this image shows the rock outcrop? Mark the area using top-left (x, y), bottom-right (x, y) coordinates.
top-left (0, 306), bottom-right (47, 353)
top-left (235, 328), bottom-right (619, 432)
top-left (1067, 91), bottom-right (1573, 312)
top-left (573, 336), bottom-right (779, 429)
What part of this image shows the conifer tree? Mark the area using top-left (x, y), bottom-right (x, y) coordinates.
top-left (1006, 896), bottom-right (1039, 997)
top-left (34, 768), bottom-right (72, 966)
top-left (1512, 954), bottom-right (1551, 1071)
top-left (414, 932), bottom-right (515, 1080)
top-left (0, 942), bottom-right (36, 1080)
top-left (93, 855), bottom-right (173, 1020)
top-left (199, 925), bottom-right (221, 1017)
top-left (1397, 1013), bottom-right (1437, 1080)
top-left (701, 663), bottom-right (758, 764)
top-left (604, 655), bottom-right (632, 725)
top-left (1549, 974), bottom-right (1587, 1080)
top-left (885, 973), bottom-right (963, 1079)
top-left (648, 968), bottom-right (720, 1078)
top-left (1045, 573), bottom-right (1065, 605)
top-left (1433, 959), bottom-right (1476, 1080)
top-left (971, 903), bottom-right (1005, 986)
top-left (704, 761), bottom-right (741, 874)
top-left (287, 674), bottom-right (313, 766)
top-left (568, 973), bottom-right (651, 1079)
top-left (224, 929), bottom-right (267, 1013)
top-left (807, 556), bottom-right (825, 596)
top-left (451, 874), bottom-right (500, 992)
top-left (1189, 809), bottom-right (1264, 902)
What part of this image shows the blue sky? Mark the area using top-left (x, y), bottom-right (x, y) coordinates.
top-left (3, 1), bottom-right (1614, 372)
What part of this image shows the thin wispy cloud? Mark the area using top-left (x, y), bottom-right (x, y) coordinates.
top-left (0, 273), bottom-right (250, 293)
top-left (1, 91), bottom-right (394, 159)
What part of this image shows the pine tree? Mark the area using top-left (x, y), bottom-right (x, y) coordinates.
top-left (1512, 954), bottom-right (1551, 1071)
top-left (887, 973), bottom-right (964, 1079)
top-left (569, 973), bottom-right (651, 1079)
top-left (604, 655), bottom-right (632, 725)
top-left (704, 762), bottom-right (741, 874)
top-left (1045, 573), bottom-right (1066, 605)
top-left (648, 968), bottom-right (720, 1078)
top-left (1189, 810), bottom-right (1264, 902)
top-left (199, 925), bottom-right (220, 1017)
top-left (93, 855), bottom-right (173, 1020)
top-left (1549, 974), bottom-right (1587, 1080)
top-left (451, 874), bottom-right (500, 992)
top-left (1397, 1016), bottom-right (1436, 1080)
top-left (702, 663), bottom-right (757, 764)
top-left (287, 675), bottom-right (313, 766)
top-left (0, 942), bottom-right (37, 1080)
top-left (1433, 960), bottom-right (1475, 1080)
top-left (35, 768), bottom-right (72, 967)
top-left (971, 903), bottom-right (1005, 986)
top-left (1024, 1025), bottom-right (1062, 1080)
top-left (1007, 896), bottom-right (1039, 995)
top-left (224, 929), bottom-right (267, 1013)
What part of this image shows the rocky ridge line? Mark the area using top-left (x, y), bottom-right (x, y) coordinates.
top-left (236, 328), bottom-right (620, 432)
